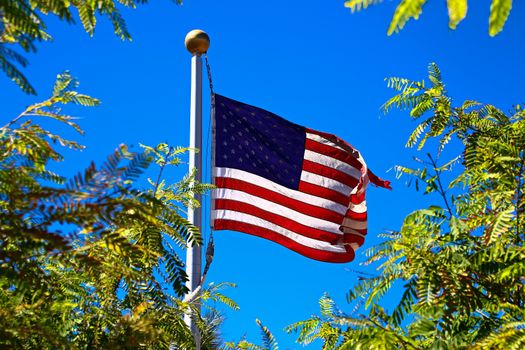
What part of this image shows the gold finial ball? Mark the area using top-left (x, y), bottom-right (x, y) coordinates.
top-left (185, 29), bottom-right (210, 55)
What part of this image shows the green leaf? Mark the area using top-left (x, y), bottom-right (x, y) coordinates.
top-left (0, 53), bottom-right (35, 94)
top-left (256, 319), bottom-right (279, 350)
top-left (388, 0), bottom-right (427, 35)
top-left (447, 0), bottom-right (468, 29)
top-left (344, 0), bottom-right (383, 12)
top-left (489, 0), bottom-right (512, 36)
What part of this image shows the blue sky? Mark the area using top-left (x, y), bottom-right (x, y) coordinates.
top-left (3, 0), bottom-right (525, 348)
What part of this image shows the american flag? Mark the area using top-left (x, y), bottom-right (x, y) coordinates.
top-left (211, 94), bottom-right (390, 263)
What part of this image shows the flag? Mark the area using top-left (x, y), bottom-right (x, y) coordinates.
top-left (211, 94), bottom-right (390, 263)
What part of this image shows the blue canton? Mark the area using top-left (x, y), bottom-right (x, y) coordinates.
top-left (214, 94), bottom-right (306, 190)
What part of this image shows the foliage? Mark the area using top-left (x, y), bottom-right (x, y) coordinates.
top-left (0, 71), bottom-right (230, 349)
top-left (0, 0), bottom-right (182, 94)
top-left (223, 319), bottom-right (278, 350)
top-left (344, 0), bottom-right (514, 36)
top-left (288, 63), bottom-right (525, 349)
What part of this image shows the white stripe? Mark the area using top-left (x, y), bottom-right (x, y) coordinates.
top-left (349, 242), bottom-right (360, 251)
top-left (306, 132), bottom-right (346, 151)
top-left (214, 210), bottom-right (346, 253)
top-left (341, 218), bottom-right (368, 230)
top-left (213, 188), bottom-right (342, 235)
top-left (341, 227), bottom-right (367, 238)
top-left (213, 167), bottom-right (348, 214)
top-left (300, 171), bottom-right (352, 196)
top-left (348, 200), bottom-right (367, 214)
top-left (304, 149), bottom-right (362, 180)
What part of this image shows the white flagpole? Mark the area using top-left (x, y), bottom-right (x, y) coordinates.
top-left (184, 29), bottom-right (210, 350)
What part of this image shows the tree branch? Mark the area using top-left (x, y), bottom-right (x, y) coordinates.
top-left (428, 153), bottom-right (453, 218)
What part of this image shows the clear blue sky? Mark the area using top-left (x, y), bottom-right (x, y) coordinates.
top-left (3, 0), bottom-right (525, 348)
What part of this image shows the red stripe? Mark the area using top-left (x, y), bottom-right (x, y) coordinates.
top-left (298, 181), bottom-right (350, 206)
top-left (214, 219), bottom-right (355, 263)
top-left (346, 210), bottom-right (367, 221)
top-left (368, 169), bottom-right (392, 189)
top-left (350, 190), bottom-right (366, 204)
top-left (302, 159), bottom-right (359, 189)
top-left (215, 177), bottom-right (344, 224)
top-left (306, 128), bottom-right (356, 151)
top-left (214, 199), bottom-right (341, 243)
top-left (305, 138), bottom-right (364, 172)
top-left (344, 234), bottom-right (365, 246)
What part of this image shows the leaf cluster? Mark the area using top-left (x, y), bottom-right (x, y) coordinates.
top-left (0, 72), bottom-right (231, 349)
top-left (223, 319), bottom-right (278, 350)
top-left (0, 0), bottom-right (182, 94)
top-left (344, 0), bottom-right (513, 36)
top-left (288, 64), bottom-right (525, 349)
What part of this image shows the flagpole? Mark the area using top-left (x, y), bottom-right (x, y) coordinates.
top-left (184, 29), bottom-right (209, 350)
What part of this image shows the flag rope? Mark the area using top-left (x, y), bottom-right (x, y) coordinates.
top-left (204, 53), bottom-right (214, 94)
top-left (202, 53), bottom-right (215, 269)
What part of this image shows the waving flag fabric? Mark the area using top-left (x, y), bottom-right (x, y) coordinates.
top-left (211, 94), bottom-right (390, 263)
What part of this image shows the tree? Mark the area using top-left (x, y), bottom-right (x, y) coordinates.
top-left (0, 0), bottom-right (182, 94)
top-left (287, 63), bottom-right (525, 349)
top-left (0, 72), bottom-right (235, 349)
top-left (344, 0), bottom-right (513, 37)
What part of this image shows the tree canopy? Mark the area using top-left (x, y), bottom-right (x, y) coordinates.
top-left (0, 72), bottom-right (237, 349)
top-left (287, 63), bottom-right (525, 349)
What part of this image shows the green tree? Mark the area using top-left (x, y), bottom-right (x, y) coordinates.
top-left (345, 0), bottom-right (513, 36)
top-left (287, 63), bottom-right (525, 349)
top-left (0, 72), bottom-right (234, 349)
top-left (0, 0), bottom-right (182, 94)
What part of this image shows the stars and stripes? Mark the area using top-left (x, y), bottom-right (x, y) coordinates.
top-left (211, 94), bottom-right (390, 263)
